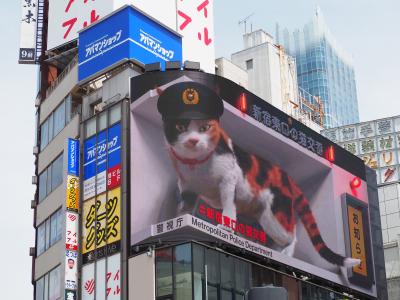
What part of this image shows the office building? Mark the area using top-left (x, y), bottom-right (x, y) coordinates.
top-left (322, 116), bottom-right (400, 299)
top-left (228, 29), bottom-right (324, 132)
top-left (276, 8), bottom-right (359, 128)
top-left (20, 1), bottom-right (386, 299)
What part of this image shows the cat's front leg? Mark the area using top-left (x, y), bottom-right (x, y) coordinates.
top-left (219, 177), bottom-right (237, 231)
top-left (176, 180), bottom-right (198, 215)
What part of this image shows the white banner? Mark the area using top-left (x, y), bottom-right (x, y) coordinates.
top-left (176, 0), bottom-right (215, 73)
top-left (65, 212), bottom-right (79, 251)
top-left (81, 254), bottom-right (121, 300)
top-left (106, 253), bottom-right (121, 299)
top-left (19, 0), bottom-right (38, 63)
top-left (47, 0), bottom-right (112, 50)
top-left (82, 263), bottom-right (95, 300)
top-left (65, 250), bottom-right (78, 290)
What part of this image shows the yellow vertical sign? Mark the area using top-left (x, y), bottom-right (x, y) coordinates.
top-left (82, 188), bottom-right (121, 255)
top-left (66, 175), bottom-right (79, 211)
top-left (347, 206), bottom-right (368, 277)
top-left (106, 187), bottom-right (121, 245)
top-left (96, 193), bottom-right (107, 249)
top-left (82, 198), bottom-right (96, 254)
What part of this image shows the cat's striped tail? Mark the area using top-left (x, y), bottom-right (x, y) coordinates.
top-left (294, 194), bottom-right (361, 268)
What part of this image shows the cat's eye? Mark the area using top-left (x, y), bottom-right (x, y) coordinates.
top-left (175, 124), bottom-right (187, 132)
top-left (199, 124), bottom-right (211, 132)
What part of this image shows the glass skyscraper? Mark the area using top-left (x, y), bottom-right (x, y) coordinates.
top-left (276, 8), bottom-right (359, 128)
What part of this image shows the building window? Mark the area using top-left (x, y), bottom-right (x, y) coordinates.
top-left (156, 248), bottom-right (173, 297)
top-left (246, 59), bottom-right (253, 70)
top-left (40, 94), bottom-right (80, 150)
top-left (53, 100), bottom-right (65, 136)
top-left (38, 153), bottom-right (63, 202)
top-left (36, 209), bottom-right (62, 256)
top-left (156, 243), bottom-right (257, 300)
top-left (174, 244), bottom-right (192, 300)
top-left (35, 265), bottom-right (61, 300)
top-left (110, 103), bottom-right (122, 125)
top-left (84, 102), bottom-right (122, 138)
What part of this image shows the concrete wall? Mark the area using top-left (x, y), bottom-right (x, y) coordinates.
top-left (232, 43), bottom-right (274, 106)
top-left (129, 252), bottom-right (155, 300)
top-left (215, 57), bottom-right (248, 88)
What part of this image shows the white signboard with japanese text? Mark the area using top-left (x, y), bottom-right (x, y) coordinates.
top-left (322, 116), bottom-right (400, 184)
top-left (65, 212), bottom-right (79, 251)
top-left (81, 254), bottom-right (121, 300)
top-left (19, 0), bottom-right (38, 63)
top-left (47, 0), bottom-right (113, 50)
top-left (107, 253), bottom-right (122, 299)
top-left (176, 0), bottom-right (215, 73)
top-left (82, 263), bottom-right (95, 300)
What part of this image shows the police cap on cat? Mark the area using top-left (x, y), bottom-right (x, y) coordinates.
top-left (157, 81), bottom-right (224, 120)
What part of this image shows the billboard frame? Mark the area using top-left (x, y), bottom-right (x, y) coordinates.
top-left (128, 70), bottom-right (376, 298)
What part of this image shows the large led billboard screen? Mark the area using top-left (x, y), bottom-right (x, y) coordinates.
top-left (129, 71), bottom-right (376, 296)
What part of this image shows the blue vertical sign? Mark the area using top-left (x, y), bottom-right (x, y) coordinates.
top-left (107, 123), bottom-right (122, 190)
top-left (107, 123), bottom-right (121, 168)
top-left (83, 136), bottom-right (96, 181)
top-left (67, 139), bottom-right (80, 176)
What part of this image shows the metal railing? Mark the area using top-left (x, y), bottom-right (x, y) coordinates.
top-left (45, 55), bottom-right (78, 98)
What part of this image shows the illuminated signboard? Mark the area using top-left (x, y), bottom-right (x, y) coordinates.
top-left (78, 5), bottom-right (182, 82)
top-left (129, 71), bottom-right (375, 296)
top-left (66, 175), bottom-right (79, 212)
top-left (322, 117), bottom-right (400, 185)
top-left (82, 122), bottom-right (122, 265)
top-left (83, 124), bottom-right (121, 200)
top-left (19, 0), bottom-right (38, 63)
top-left (342, 194), bottom-right (374, 288)
top-left (65, 138), bottom-right (80, 296)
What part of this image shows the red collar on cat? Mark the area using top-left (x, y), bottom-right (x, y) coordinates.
top-left (169, 148), bottom-right (214, 169)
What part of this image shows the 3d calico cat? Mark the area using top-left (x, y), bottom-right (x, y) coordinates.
top-left (157, 82), bottom-right (361, 272)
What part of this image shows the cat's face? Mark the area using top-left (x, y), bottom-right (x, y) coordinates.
top-left (163, 119), bottom-right (220, 159)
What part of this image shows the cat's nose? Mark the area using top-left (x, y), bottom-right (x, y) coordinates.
top-left (187, 138), bottom-right (199, 146)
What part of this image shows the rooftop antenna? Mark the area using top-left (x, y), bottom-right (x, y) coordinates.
top-left (238, 13), bottom-right (254, 34)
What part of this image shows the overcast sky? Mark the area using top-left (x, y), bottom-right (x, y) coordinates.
top-left (1, 1), bottom-right (400, 298)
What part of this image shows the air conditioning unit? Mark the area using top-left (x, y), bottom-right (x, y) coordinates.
top-left (32, 176), bottom-right (38, 185)
top-left (29, 247), bottom-right (35, 257)
top-left (32, 146), bottom-right (39, 155)
top-left (31, 200), bottom-right (36, 209)
top-left (94, 102), bottom-right (106, 113)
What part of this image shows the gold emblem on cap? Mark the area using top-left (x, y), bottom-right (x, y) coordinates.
top-left (182, 88), bottom-right (199, 105)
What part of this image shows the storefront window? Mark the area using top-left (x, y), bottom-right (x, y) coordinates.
top-left (206, 248), bottom-right (219, 285)
top-left (174, 244), bottom-right (192, 300)
top-left (155, 242), bottom-right (346, 300)
top-left (193, 244), bottom-right (204, 300)
top-left (156, 248), bottom-right (173, 297)
top-left (234, 258), bottom-right (250, 295)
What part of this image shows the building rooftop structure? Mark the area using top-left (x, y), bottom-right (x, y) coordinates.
top-left (276, 8), bottom-right (359, 128)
